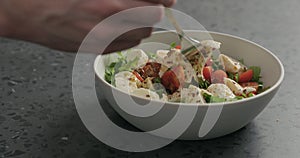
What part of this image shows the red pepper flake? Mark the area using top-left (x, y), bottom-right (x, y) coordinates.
top-left (132, 71), bottom-right (144, 82)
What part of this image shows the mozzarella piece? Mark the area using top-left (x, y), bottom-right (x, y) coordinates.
top-left (219, 54), bottom-right (244, 73)
top-left (186, 40), bottom-right (221, 58)
top-left (159, 65), bottom-right (168, 78)
top-left (161, 94), bottom-right (169, 102)
top-left (156, 50), bottom-right (169, 64)
top-left (138, 77), bottom-right (154, 90)
top-left (181, 61), bottom-right (195, 83)
top-left (200, 40), bottom-right (221, 50)
top-left (168, 91), bottom-right (181, 102)
top-left (181, 85), bottom-right (205, 103)
top-left (243, 87), bottom-right (257, 94)
top-left (207, 84), bottom-right (236, 99)
top-left (131, 88), bottom-right (160, 100)
top-left (161, 48), bottom-right (183, 68)
top-left (224, 78), bottom-right (244, 95)
top-left (126, 49), bottom-right (148, 68)
top-left (201, 89), bottom-right (212, 96)
top-left (115, 71), bottom-right (138, 93)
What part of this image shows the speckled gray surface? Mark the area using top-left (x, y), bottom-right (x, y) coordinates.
top-left (1, 0), bottom-right (300, 157)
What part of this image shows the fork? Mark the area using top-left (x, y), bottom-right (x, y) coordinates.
top-left (164, 8), bottom-right (203, 57)
top-left (165, 8), bottom-right (224, 139)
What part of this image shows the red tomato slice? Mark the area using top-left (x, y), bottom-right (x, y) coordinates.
top-left (172, 65), bottom-right (185, 83)
top-left (211, 70), bottom-right (227, 83)
top-left (161, 65), bottom-right (185, 93)
top-left (161, 70), bottom-right (180, 93)
top-left (239, 69), bottom-right (253, 83)
top-left (203, 66), bottom-right (213, 82)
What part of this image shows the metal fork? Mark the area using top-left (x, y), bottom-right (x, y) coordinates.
top-left (164, 8), bottom-right (203, 56)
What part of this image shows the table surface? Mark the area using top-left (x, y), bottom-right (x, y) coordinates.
top-left (1, 0), bottom-right (300, 157)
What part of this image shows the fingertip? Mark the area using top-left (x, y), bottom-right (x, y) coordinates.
top-left (157, 5), bottom-right (165, 23)
top-left (145, 5), bottom-right (165, 24)
top-left (164, 0), bottom-right (177, 7)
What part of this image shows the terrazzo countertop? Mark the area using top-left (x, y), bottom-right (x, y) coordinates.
top-left (1, 0), bottom-right (300, 157)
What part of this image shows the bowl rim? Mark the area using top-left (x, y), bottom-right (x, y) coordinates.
top-left (94, 30), bottom-right (285, 107)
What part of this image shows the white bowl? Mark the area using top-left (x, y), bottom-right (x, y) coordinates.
top-left (94, 31), bottom-right (284, 140)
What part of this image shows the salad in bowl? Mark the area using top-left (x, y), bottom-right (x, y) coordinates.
top-left (104, 40), bottom-right (267, 104)
top-left (94, 31), bottom-right (284, 140)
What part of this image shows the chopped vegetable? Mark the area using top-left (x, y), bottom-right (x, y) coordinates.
top-left (211, 70), bottom-right (227, 84)
top-left (203, 93), bottom-right (211, 103)
top-left (257, 85), bottom-right (270, 94)
top-left (153, 77), bottom-right (161, 83)
top-left (161, 65), bottom-right (185, 93)
top-left (118, 57), bottom-right (139, 71)
top-left (249, 66), bottom-right (261, 82)
top-left (239, 69), bottom-right (253, 83)
top-left (228, 72), bottom-right (239, 82)
top-left (198, 77), bottom-right (211, 89)
top-left (235, 96), bottom-right (244, 100)
top-left (145, 52), bottom-right (156, 60)
top-left (248, 93), bottom-right (255, 97)
top-left (170, 42), bottom-right (177, 49)
top-left (203, 66), bottom-right (213, 82)
top-left (210, 96), bottom-right (227, 103)
top-left (203, 93), bottom-right (227, 103)
top-left (161, 70), bottom-right (180, 93)
top-left (105, 62), bottom-right (116, 84)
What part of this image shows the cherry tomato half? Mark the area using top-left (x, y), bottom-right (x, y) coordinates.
top-left (239, 69), bottom-right (253, 83)
top-left (203, 66), bottom-right (213, 82)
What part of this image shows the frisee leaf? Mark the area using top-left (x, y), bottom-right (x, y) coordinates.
top-left (145, 52), bottom-right (156, 60)
top-left (210, 96), bottom-right (227, 103)
top-left (202, 93), bottom-right (211, 103)
top-left (238, 58), bottom-right (245, 64)
top-left (154, 89), bottom-right (165, 98)
top-left (105, 62), bottom-right (117, 84)
top-left (249, 66), bottom-right (261, 82)
top-left (170, 42), bottom-right (177, 49)
top-left (104, 52), bottom-right (132, 85)
top-left (117, 51), bottom-right (125, 60)
top-left (228, 72), bottom-right (235, 80)
top-left (235, 96), bottom-right (244, 100)
top-left (202, 93), bottom-right (227, 103)
top-left (198, 77), bottom-right (211, 89)
top-left (153, 77), bottom-right (161, 83)
top-left (118, 57), bottom-right (139, 71)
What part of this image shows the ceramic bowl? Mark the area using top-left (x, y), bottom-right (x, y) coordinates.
top-left (94, 31), bottom-right (284, 140)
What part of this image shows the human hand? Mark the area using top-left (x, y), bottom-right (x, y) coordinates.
top-left (0, 0), bottom-right (176, 53)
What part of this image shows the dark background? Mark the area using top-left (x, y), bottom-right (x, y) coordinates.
top-left (1, 0), bottom-right (300, 157)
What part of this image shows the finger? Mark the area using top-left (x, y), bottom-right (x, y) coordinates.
top-left (135, 0), bottom-right (176, 7)
top-left (79, 0), bottom-right (164, 26)
top-left (115, 27), bottom-right (153, 41)
top-left (103, 40), bottom-right (142, 54)
top-left (118, 1), bottom-right (164, 25)
top-left (44, 39), bottom-right (81, 52)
